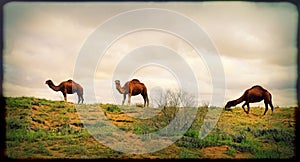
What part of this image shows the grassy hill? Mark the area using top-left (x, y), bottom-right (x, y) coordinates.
top-left (4, 97), bottom-right (297, 159)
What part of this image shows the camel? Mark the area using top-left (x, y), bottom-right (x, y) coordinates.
top-left (225, 85), bottom-right (274, 115)
top-left (115, 79), bottom-right (149, 107)
top-left (45, 79), bottom-right (84, 104)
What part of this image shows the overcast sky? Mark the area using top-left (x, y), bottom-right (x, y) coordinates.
top-left (2, 1), bottom-right (298, 107)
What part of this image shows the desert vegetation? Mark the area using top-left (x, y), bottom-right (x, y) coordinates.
top-left (5, 96), bottom-right (296, 159)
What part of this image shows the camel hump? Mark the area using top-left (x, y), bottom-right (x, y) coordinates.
top-left (251, 85), bottom-right (267, 91)
top-left (131, 79), bottom-right (140, 83)
top-left (67, 79), bottom-right (79, 86)
top-left (252, 85), bottom-right (262, 88)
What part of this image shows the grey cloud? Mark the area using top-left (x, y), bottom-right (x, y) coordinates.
top-left (2, 1), bottom-right (298, 107)
top-left (197, 2), bottom-right (298, 67)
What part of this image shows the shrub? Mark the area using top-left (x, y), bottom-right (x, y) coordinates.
top-left (226, 147), bottom-right (236, 157)
top-left (184, 129), bottom-right (199, 139)
top-left (102, 104), bottom-right (121, 113)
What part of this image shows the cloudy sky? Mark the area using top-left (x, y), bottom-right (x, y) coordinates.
top-left (2, 1), bottom-right (298, 107)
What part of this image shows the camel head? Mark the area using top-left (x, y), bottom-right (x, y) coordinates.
top-left (45, 80), bottom-right (53, 85)
top-left (115, 80), bottom-right (120, 85)
top-left (225, 100), bottom-right (236, 109)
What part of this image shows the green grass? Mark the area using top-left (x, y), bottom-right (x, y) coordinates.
top-left (4, 97), bottom-right (297, 159)
top-left (101, 103), bottom-right (121, 113)
top-left (179, 149), bottom-right (199, 159)
top-left (226, 147), bottom-right (236, 157)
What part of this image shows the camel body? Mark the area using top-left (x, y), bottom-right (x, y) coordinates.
top-left (45, 79), bottom-right (84, 104)
top-left (225, 85), bottom-right (274, 115)
top-left (115, 79), bottom-right (149, 107)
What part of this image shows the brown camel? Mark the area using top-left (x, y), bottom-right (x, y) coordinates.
top-left (115, 79), bottom-right (149, 107)
top-left (225, 85), bottom-right (274, 115)
top-left (45, 79), bottom-right (84, 104)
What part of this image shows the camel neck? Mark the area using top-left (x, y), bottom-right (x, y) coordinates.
top-left (116, 84), bottom-right (125, 94)
top-left (48, 83), bottom-right (61, 91)
top-left (235, 96), bottom-right (244, 105)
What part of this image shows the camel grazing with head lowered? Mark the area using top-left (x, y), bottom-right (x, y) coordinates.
top-left (225, 85), bottom-right (274, 115)
top-left (45, 79), bottom-right (84, 104)
top-left (115, 79), bottom-right (149, 107)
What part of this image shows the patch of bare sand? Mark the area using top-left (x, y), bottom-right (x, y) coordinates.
top-left (105, 112), bottom-right (134, 128)
top-left (30, 103), bottom-right (84, 131)
top-left (201, 145), bottom-right (252, 159)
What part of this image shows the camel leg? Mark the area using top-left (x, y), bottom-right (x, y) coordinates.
top-left (269, 101), bottom-right (274, 113)
top-left (142, 96), bottom-right (146, 107)
top-left (246, 103), bottom-right (250, 114)
top-left (63, 93), bottom-right (67, 102)
top-left (77, 94), bottom-right (80, 104)
top-left (78, 94), bottom-right (84, 104)
top-left (242, 103), bottom-right (248, 114)
top-left (263, 102), bottom-right (268, 115)
top-left (141, 93), bottom-right (148, 107)
top-left (78, 95), bottom-right (81, 104)
top-left (81, 95), bottom-right (84, 104)
top-left (146, 96), bottom-right (149, 107)
top-left (122, 94), bottom-right (126, 105)
top-left (263, 99), bottom-right (272, 115)
top-left (128, 93), bottom-right (131, 106)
